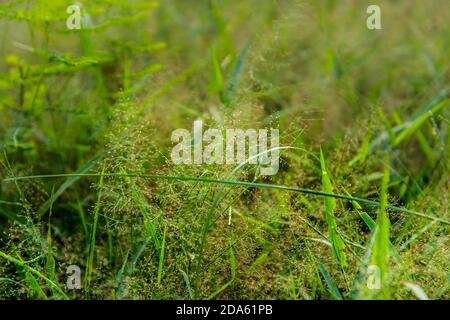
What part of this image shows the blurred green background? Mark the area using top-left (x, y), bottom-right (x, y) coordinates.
top-left (0, 0), bottom-right (448, 300)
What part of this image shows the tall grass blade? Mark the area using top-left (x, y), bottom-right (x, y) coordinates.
top-left (315, 257), bottom-right (343, 300)
top-left (394, 99), bottom-right (448, 146)
top-left (0, 250), bottom-right (68, 299)
top-left (157, 225), bottom-right (167, 286)
top-left (25, 272), bottom-right (48, 300)
top-left (369, 162), bottom-right (391, 294)
top-left (85, 165), bottom-right (105, 293)
top-left (3, 172), bottom-right (448, 225)
top-left (320, 148), bottom-right (346, 268)
top-left (38, 155), bottom-right (101, 217)
top-left (221, 42), bottom-right (250, 108)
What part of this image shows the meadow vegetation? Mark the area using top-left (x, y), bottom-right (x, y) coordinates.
top-left (0, 0), bottom-right (449, 299)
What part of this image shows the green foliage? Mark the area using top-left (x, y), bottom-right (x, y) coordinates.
top-left (371, 168), bottom-right (391, 295)
top-left (0, 0), bottom-right (449, 300)
top-left (320, 149), bottom-right (346, 269)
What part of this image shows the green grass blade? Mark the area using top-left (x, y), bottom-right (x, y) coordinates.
top-left (38, 154), bottom-right (101, 217)
top-left (0, 206), bottom-right (25, 224)
top-left (115, 250), bottom-right (129, 299)
top-left (131, 184), bottom-right (160, 250)
top-left (207, 243), bottom-right (236, 300)
top-left (194, 147), bottom-right (292, 297)
top-left (76, 200), bottom-right (89, 243)
top-left (46, 227), bottom-right (56, 284)
top-left (348, 227), bottom-right (377, 299)
top-left (349, 118), bottom-right (373, 166)
top-left (3, 172), bottom-right (448, 225)
top-left (157, 225), bottom-right (167, 286)
top-left (394, 99), bottom-right (448, 146)
top-left (208, 45), bottom-right (224, 96)
top-left (25, 271), bottom-right (48, 300)
top-left (344, 189), bottom-right (400, 261)
top-left (85, 165), bottom-right (105, 293)
top-left (351, 91), bottom-right (449, 161)
top-left (180, 270), bottom-right (194, 299)
top-left (316, 258), bottom-right (343, 300)
top-left (0, 250), bottom-right (68, 299)
top-left (370, 162), bottom-right (391, 293)
top-left (377, 108), bottom-right (396, 143)
top-left (46, 189), bottom-right (56, 286)
top-left (221, 41), bottom-right (250, 108)
top-left (130, 237), bottom-right (151, 274)
top-left (320, 148), bottom-right (346, 268)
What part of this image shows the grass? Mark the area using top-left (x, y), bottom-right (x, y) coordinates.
top-left (0, 0), bottom-right (449, 300)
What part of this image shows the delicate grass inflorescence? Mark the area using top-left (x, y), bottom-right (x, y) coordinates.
top-left (0, 0), bottom-right (449, 300)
